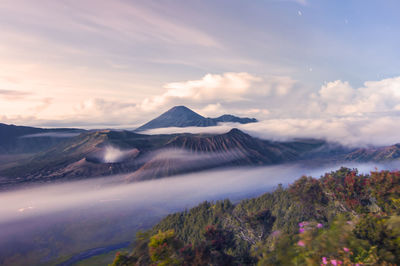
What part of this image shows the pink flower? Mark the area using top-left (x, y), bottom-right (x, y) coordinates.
top-left (317, 223), bottom-right (323, 228)
top-left (299, 221), bottom-right (308, 228)
top-left (343, 247), bottom-right (350, 252)
top-left (297, 240), bottom-right (305, 247)
top-left (321, 257), bottom-right (328, 265)
top-left (299, 228), bottom-right (305, 233)
top-left (330, 259), bottom-right (342, 265)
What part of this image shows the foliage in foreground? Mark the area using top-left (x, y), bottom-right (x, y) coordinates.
top-left (111, 167), bottom-right (400, 265)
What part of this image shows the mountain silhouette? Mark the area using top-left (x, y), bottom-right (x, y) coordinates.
top-left (136, 106), bottom-right (257, 131)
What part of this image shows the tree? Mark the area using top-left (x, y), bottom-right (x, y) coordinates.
top-left (148, 230), bottom-right (183, 266)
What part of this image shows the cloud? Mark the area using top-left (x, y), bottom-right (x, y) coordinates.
top-left (70, 98), bottom-right (139, 125)
top-left (139, 72), bottom-right (296, 113)
top-left (0, 89), bottom-right (31, 100)
top-left (139, 148), bottom-right (246, 165)
top-left (139, 72), bottom-right (261, 111)
top-left (1, 162), bottom-right (399, 226)
top-left (142, 116), bottom-right (400, 147)
top-left (3, 66), bottom-right (400, 148)
top-left (73, 98), bottom-right (136, 114)
top-left (29, 97), bottom-right (53, 113)
top-left (310, 76), bottom-right (400, 117)
top-left (239, 117), bottom-right (400, 146)
top-left (0, 71), bottom-right (295, 127)
top-left (199, 103), bottom-right (224, 116)
top-left (261, 76), bottom-right (297, 96)
top-left (140, 125), bottom-right (231, 136)
top-left (0, 0), bottom-right (220, 49)
top-left (164, 72), bottom-right (260, 100)
top-left (20, 132), bottom-right (81, 138)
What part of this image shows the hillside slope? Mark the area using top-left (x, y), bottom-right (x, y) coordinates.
top-left (345, 144), bottom-right (400, 161)
top-left (112, 167), bottom-right (400, 265)
top-left (0, 123), bottom-right (83, 154)
top-left (128, 129), bottom-right (302, 181)
top-left (0, 128), bottom-right (333, 187)
top-left (3, 127), bottom-right (400, 189)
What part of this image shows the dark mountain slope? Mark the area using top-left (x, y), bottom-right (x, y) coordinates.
top-left (164, 128), bottom-right (299, 164)
top-left (0, 130), bottom-right (151, 182)
top-left (135, 106), bottom-right (257, 131)
top-left (0, 123), bottom-right (83, 154)
top-left (128, 129), bottom-right (328, 181)
top-left (2, 127), bottom-right (398, 188)
top-left (128, 129), bottom-right (293, 181)
top-left (0, 123), bottom-right (45, 140)
top-left (213, 114), bottom-right (257, 124)
top-left (136, 106), bottom-right (216, 131)
top-left (0, 128), bottom-right (330, 186)
top-left (345, 143), bottom-right (400, 161)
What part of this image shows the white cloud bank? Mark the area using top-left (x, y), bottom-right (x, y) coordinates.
top-left (2, 69), bottom-right (400, 146)
top-left (310, 77), bottom-right (400, 117)
top-left (140, 72), bottom-right (262, 111)
top-left (2, 162), bottom-right (398, 224)
top-left (141, 75), bottom-right (400, 147)
top-left (141, 117), bottom-right (400, 147)
top-left (23, 72), bottom-right (292, 126)
top-left (137, 72), bottom-right (296, 119)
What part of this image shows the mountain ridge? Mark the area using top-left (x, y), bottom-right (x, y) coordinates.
top-left (1, 125), bottom-right (400, 189)
top-left (3, 126), bottom-right (399, 189)
top-left (0, 128), bottom-right (332, 187)
top-left (0, 123), bottom-right (84, 154)
top-left (135, 106), bottom-right (257, 131)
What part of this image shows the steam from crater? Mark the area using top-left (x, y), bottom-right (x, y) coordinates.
top-left (103, 146), bottom-right (130, 163)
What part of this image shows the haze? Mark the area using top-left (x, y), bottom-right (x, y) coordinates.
top-left (1, 162), bottom-right (399, 265)
top-left (0, 0), bottom-right (399, 146)
top-left (1, 1), bottom-right (400, 265)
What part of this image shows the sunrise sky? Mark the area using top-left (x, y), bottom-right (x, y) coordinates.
top-left (1, 0), bottom-right (400, 144)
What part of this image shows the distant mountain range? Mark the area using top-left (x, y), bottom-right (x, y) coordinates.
top-left (0, 123), bottom-right (83, 154)
top-left (135, 106), bottom-right (257, 131)
top-left (1, 107), bottom-right (400, 189)
top-left (0, 128), bottom-right (320, 186)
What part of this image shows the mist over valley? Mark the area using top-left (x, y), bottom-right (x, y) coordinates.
top-left (2, 2), bottom-right (400, 264)
top-left (1, 161), bottom-right (398, 265)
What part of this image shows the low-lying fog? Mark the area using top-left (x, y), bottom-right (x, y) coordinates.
top-left (140, 120), bottom-right (400, 147)
top-left (1, 162), bottom-right (399, 265)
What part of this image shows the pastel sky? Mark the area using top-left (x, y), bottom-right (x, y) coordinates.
top-left (1, 0), bottom-right (400, 143)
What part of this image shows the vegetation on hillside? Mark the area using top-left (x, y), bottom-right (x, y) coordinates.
top-left (111, 167), bottom-right (400, 265)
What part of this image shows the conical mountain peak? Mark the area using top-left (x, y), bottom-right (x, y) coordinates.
top-left (166, 105), bottom-right (193, 113)
top-left (136, 106), bottom-right (257, 131)
top-left (161, 106), bottom-right (204, 119)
